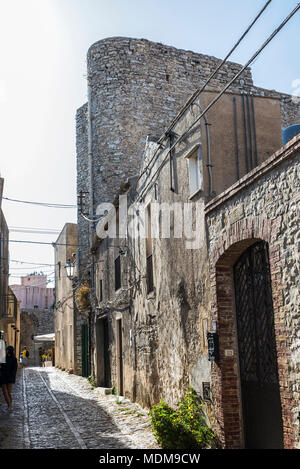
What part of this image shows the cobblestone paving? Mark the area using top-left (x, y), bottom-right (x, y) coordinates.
top-left (0, 367), bottom-right (159, 449)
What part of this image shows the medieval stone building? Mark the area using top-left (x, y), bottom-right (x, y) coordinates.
top-left (74, 37), bottom-right (300, 448)
top-left (11, 275), bottom-right (54, 366)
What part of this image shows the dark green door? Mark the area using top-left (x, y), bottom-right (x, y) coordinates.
top-left (81, 323), bottom-right (89, 378)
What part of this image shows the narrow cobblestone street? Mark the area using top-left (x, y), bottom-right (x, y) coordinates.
top-left (0, 367), bottom-right (159, 450)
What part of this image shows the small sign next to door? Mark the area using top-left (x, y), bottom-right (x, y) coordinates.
top-left (207, 332), bottom-right (219, 361)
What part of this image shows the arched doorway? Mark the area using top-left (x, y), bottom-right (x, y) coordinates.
top-left (233, 240), bottom-right (283, 448)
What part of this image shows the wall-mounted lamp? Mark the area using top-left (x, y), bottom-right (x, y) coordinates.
top-left (65, 259), bottom-right (75, 280)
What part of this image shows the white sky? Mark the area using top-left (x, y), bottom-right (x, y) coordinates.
top-left (0, 0), bottom-right (299, 287)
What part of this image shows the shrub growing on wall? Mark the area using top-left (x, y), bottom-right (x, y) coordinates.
top-left (149, 387), bottom-right (217, 449)
top-left (75, 284), bottom-right (90, 311)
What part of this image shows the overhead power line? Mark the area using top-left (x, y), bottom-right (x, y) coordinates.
top-left (9, 229), bottom-right (61, 235)
top-left (137, 3), bottom-right (300, 202)
top-left (9, 226), bottom-right (61, 234)
top-left (159, 0), bottom-right (273, 143)
top-left (9, 259), bottom-right (55, 266)
top-left (1, 239), bottom-right (85, 247)
top-left (3, 197), bottom-right (76, 209)
top-left (139, 0), bottom-right (274, 180)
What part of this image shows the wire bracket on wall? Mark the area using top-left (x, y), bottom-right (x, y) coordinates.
top-left (78, 190), bottom-right (104, 223)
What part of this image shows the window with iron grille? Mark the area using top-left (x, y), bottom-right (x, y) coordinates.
top-left (99, 279), bottom-right (103, 302)
top-left (146, 254), bottom-right (154, 294)
top-left (146, 204), bottom-right (154, 294)
top-left (114, 256), bottom-right (121, 291)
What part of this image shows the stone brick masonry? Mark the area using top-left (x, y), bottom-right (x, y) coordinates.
top-left (205, 135), bottom-right (300, 448)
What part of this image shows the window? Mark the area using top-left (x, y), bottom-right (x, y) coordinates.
top-left (114, 256), bottom-right (121, 291)
top-left (58, 261), bottom-right (61, 280)
top-left (146, 203), bottom-right (154, 294)
top-left (146, 254), bottom-right (154, 294)
top-left (99, 279), bottom-right (103, 302)
top-left (187, 146), bottom-right (202, 196)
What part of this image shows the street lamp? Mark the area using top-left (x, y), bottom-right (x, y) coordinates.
top-left (65, 259), bottom-right (75, 280)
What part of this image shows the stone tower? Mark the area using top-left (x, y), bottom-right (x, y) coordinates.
top-left (76, 37), bottom-right (253, 272)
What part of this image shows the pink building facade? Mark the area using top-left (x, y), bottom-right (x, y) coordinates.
top-left (10, 275), bottom-right (54, 309)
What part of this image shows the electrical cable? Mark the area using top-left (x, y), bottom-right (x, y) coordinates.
top-left (1, 239), bottom-right (86, 247)
top-left (3, 197), bottom-right (76, 208)
top-left (9, 259), bottom-right (55, 266)
top-left (137, 0), bottom-right (273, 181)
top-left (136, 3), bottom-right (300, 203)
top-left (9, 229), bottom-right (60, 235)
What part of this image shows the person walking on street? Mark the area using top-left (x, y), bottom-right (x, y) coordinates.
top-left (20, 346), bottom-right (29, 368)
top-left (0, 346), bottom-right (18, 412)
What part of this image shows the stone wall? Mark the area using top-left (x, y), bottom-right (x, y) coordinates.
top-left (76, 103), bottom-right (90, 275)
top-left (76, 37), bottom-right (300, 276)
top-left (205, 135), bottom-right (300, 448)
top-left (75, 37), bottom-right (300, 446)
top-left (10, 284), bottom-right (54, 309)
top-left (76, 36), bottom-right (254, 384)
top-left (76, 37), bottom-right (254, 266)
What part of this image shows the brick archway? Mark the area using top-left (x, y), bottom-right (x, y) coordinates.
top-left (208, 216), bottom-right (294, 449)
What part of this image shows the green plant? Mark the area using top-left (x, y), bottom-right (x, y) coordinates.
top-left (88, 375), bottom-right (96, 389)
top-left (149, 387), bottom-right (217, 449)
top-left (111, 386), bottom-right (117, 395)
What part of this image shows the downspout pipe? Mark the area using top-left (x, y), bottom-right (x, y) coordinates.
top-left (192, 102), bottom-right (212, 196)
top-left (246, 92), bottom-right (253, 170)
top-left (241, 92), bottom-right (249, 173)
top-left (233, 97), bottom-right (240, 180)
top-left (251, 94), bottom-right (258, 166)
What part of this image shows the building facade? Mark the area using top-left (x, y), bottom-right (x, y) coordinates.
top-left (54, 223), bottom-right (78, 373)
top-left (11, 275), bottom-right (54, 366)
top-left (74, 37), bottom-right (300, 448)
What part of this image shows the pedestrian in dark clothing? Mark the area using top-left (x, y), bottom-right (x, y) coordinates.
top-left (0, 346), bottom-right (18, 412)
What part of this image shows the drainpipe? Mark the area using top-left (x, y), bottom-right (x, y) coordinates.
top-left (241, 92), bottom-right (249, 173)
top-left (233, 97), bottom-right (240, 180)
top-left (251, 94), bottom-right (258, 166)
top-left (192, 102), bottom-right (212, 196)
top-left (246, 93), bottom-right (253, 170)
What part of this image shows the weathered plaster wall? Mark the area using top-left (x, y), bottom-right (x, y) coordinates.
top-left (128, 103), bottom-right (210, 408)
top-left (10, 284), bottom-right (54, 310)
top-left (54, 223), bottom-right (77, 372)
